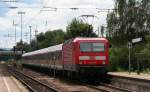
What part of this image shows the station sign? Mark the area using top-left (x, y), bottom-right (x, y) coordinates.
top-left (132, 38), bottom-right (142, 43)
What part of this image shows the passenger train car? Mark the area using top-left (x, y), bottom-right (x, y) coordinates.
top-left (22, 37), bottom-right (109, 77)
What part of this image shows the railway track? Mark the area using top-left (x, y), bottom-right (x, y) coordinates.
top-left (25, 68), bottom-right (133, 92)
top-left (84, 82), bottom-right (133, 92)
top-left (7, 66), bottom-right (60, 92)
top-left (7, 65), bottom-right (135, 92)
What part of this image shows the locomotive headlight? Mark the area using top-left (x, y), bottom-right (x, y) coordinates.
top-left (79, 56), bottom-right (90, 60)
top-left (102, 61), bottom-right (106, 64)
top-left (79, 61), bottom-right (83, 64)
top-left (95, 56), bottom-right (106, 60)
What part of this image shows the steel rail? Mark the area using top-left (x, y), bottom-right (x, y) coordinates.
top-left (99, 82), bottom-right (133, 92)
top-left (85, 83), bottom-right (133, 92)
top-left (79, 80), bottom-right (133, 92)
top-left (7, 66), bottom-right (60, 92)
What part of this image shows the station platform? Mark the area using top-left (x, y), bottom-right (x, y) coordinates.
top-left (108, 72), bottom-right (150, 80)
top-left (0, 64), bottom-right (28, 92)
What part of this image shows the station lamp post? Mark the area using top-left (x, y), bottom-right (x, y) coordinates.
top-left (128, 38), bottom-right (142, 74)
top-left (128, 42), bottom-right (132, 74)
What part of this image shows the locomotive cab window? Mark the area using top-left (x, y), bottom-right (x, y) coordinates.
top-left (93, 43), bottom-right (105, 52)
top-left (80, 42), bottom-right (91, 52)
top-left (80, 42), bottom-right (105, 52)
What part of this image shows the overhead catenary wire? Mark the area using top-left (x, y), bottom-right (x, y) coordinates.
top-left (24, 7), bottom-right (115, 27)
top-left (14, 7), bottom-right (115, 44)
top-left (0, 0), bottom-right (118, 46)
top-left (0, 5), bottom-right (116, 39)
top-left (23, 0), bottom-right (50, 29)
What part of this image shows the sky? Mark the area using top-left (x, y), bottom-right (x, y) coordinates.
top-left (0, 0), bottom-right (114, 48)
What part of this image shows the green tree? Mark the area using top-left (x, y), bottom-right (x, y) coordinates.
top-left (37, 33), bottom-right (46, 42)
top-left (100, 25), bottom-right (105, 37)
top-left (44, 29), bottom-right (65, 46)
top-left (107, 0), bottom-right (149, 45)
top-left (107, 0), bottom-right (150, 72)
top-left (66, 18), bottom-right (97, 39)
top-left (30, 40), bottom-right (37, 51)
top-left (30, 29), bottom-right (65, 50)
top-left (15, 41), bottom-right (30, 52)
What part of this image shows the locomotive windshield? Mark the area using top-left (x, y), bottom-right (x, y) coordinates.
top-left (80, 42), bottom-right (105, 52)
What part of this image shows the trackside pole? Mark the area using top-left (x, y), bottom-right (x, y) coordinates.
top-left (128, 42), bottom-right (132, 74)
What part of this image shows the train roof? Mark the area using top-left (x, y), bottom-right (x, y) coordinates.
top-left (22, 44), bottom-right (62, 57)
top-left (73, 37), bottom-right (108, 42)
top-left (23, 37), bottom-right (108, 57)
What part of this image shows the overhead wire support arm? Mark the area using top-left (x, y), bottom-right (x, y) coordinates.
top-left (96, 8), bottom-right (118, 13)
top-left (40, 6), bottom-right (57, 11)
top-left (0, 0), bottom-right (18, 2)
top-left (80, 15), bottom-right (98, 18)
top-left (43, 6), bottom-right (57, 10)
top-left (69, 8), bottom-right (79, 10)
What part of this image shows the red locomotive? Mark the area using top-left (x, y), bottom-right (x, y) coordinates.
top-left (22, 37), bottom-right (109, 77)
